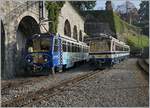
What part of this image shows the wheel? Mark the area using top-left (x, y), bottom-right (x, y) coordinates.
top-left (55, 66), bottom-right (63, 73)
top-left (62, 65), bottom-right (66, 71)
top-left (58, 66), bottom-right (63, 73)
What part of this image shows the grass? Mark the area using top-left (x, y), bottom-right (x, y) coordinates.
top-left (113, 13), bottom-right (140, 34)
top-left (113, 13), bottom-right (149, 49)
top-left (126, 34), bottom-right (149, 49)
top-left (83, 11), bottom-right (149, 50)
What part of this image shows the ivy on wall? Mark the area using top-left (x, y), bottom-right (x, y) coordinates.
top-left (45, 1), bottom-right (65, 34)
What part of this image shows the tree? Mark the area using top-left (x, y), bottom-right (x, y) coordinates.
top-left (138, 1), bottom-right (149, 23)
top-left (45, 1), bottom-right (65, 33)
top-left (70, 1), bottom-right (96, 11)
top-left (105, 1), bottom-right (113, 11)
top-left (138, 1), bottom-right (149, 36)
top-left (115, 1), bottom-right (139, 24)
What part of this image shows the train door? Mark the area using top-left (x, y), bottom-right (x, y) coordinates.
top-left (58, 35), bottom-right (63, 65)
top-left (53, 35), bottom-right (63, 68)
top-left (53, 36), bottom-right (59, 66)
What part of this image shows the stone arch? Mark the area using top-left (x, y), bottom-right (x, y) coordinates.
top-left (79, 30), bottom-right (82, 42)
top-left (15, 15), bottom-right (40, 76)
top-left (73, 25), bottom-right (78, 40)
top-left (16, 15), bottom-right (40, 52)
top-left (64, 19), bottom-right (71, 37)
top-left (1, 20), bottom-right (5, 77)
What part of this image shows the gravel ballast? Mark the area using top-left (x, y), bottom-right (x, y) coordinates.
top-left (32, 59), bottom-right (149, 107)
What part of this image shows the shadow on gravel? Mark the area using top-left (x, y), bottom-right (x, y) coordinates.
top-left (136, 63), bottom-right (149, 81)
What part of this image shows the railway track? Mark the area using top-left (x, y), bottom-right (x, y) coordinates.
top-left (1, 76), bottom-right (48, 94)
top-left (2, 68), bottom-right (107, 107)
top-left (2, 59), bottom-right (142, 107)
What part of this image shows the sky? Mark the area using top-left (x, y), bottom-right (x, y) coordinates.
top-left (94, 0), bottom-right (141, 10)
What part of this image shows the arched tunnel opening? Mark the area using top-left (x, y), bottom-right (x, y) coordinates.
top-left (16, 16), bottom-right (40, 77)
top-left (1, 21), bottom-right (5, 78)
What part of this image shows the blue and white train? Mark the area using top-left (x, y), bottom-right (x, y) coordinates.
top-left (85, 33), bottom-right (130, 68)
top-left (24, 33), bottom-right (89, 75)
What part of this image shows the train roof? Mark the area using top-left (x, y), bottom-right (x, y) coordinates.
top-left (84, 33), bottom-right (129, 47)
top-left (27, 33), bottom-right (89, 47)
top-left (27, 33), bottom-right (54, 40)
top-left (61, 35), bottom-right (89, 47)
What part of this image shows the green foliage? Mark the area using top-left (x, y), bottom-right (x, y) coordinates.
top-left (70, 1), bottom-right (96, 11)
top-left (126, 34), bottom-right (149, 54)
top-left (105, 1), bottom-right (113, 10)
top-left (113, 13), bottom-right (149, 50)
top-left (139, 1), bottom-right (149, 22)
top-left (126, 34), bottom-right (149, 48)
top-left (45, 1), bottom-right (65, 33)
top-left (138, 1), bottom-right (149, 36)
top-left (113, 14), bottom-right (125, 33)
top-left (113, 13), bottom-right (140, 34)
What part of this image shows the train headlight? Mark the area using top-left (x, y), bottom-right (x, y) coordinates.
top-left (44, 58), bottom-right (48, 62)
top-left (27, 58), bottom-right (31, 63)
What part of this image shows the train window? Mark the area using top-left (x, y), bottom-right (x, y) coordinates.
top-left (28, 37), bottom-right (51, 52)
top-left (76, 45), bottom-right (78, 52)
top-left (83, 47), bottom-right (85, 52)
top-left (62, 41), bottom-right (66, 52)
top-left (74, 45), bottom-right (76, 52)
top-left (68, 43), bottom-right (72, 52)
top-left (72, 43), bottom-right (75, 52)
top-left (54, 39), bottom-right (58, 52)
top-left (66, 43), bottom-right (68, 52)
top-left (79, 46), bottom-right (81, 52)
top-left (112, 42), bottom-right (115, 51)
top-left (72, 43), bottom-right (73, 52)
top-left (74, 44), bottom-right (76, 52)
top-left (40, 38), bottom-right (51, 51)
top-left (124, 48), bottom-right (126, 51)
top-left (80, 46), bottom-right (82, 52)
top-left (81, 46), bottom-right (83, 52)
top-left (116, 45), bottom-right (124, 51)
top-left (124, 47), bottom-right (128, 51)
top-left (75, 45), bottom-right (77, 52)
top-left (85, 47), bottom-right (87, 52)
top-left (85, 48), bottom-right (87, 52)
top-left (70, 43), bottom-right (72, 52)
top-left (116, 46), bottom-right (119, 51)
top-left (68, 43), bottom-right (70, 52)
top-left (78, 46), bottom-right (80, 52)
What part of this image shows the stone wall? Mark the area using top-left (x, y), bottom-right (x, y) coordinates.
top-left (84, 22), bottom-right (113, 36)
top-left (57, 2), bottom-right (85, 41)
top-left (0, 1), bottom-right (47, 79)
top-left (1, 1), bottom-right (85, 79)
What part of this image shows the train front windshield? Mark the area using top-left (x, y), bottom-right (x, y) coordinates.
top-left (26, 37), bottom-right (52, 53)
top-left (90, 40), bottom-right (111, 52)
